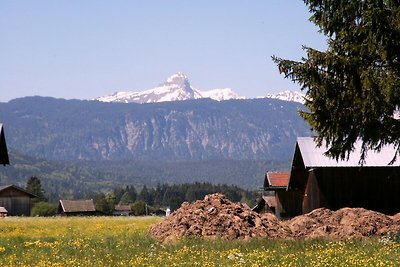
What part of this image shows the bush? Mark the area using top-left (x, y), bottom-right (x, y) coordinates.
top-left (131, 200), bottom-right (147, 216)
top-left (31, 201), bottom-right (58, 217)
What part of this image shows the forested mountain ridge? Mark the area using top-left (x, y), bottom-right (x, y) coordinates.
top-left (0, 96), bottom-right (310, 162)
top-left (0, 150), bottom-right (287, 200)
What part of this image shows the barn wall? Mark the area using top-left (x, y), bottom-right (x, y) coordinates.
top-left (276, 189), bottom-right (303, 219)
top-left (302, 170), bottom-right (328, 214)
top-left (0, 197), bottom-right (11, 211)
top-left (0, 196), bottom-right (31, 216)
top-left (316, 167), bottom-right (400, 215)
top-left (0, 187), bottom-right (34, 216)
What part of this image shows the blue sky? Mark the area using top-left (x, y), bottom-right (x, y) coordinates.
top-left (0, 1), bottom-right (326, 102)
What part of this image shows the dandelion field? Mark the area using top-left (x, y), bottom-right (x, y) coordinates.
top-left (0, 217), bottom-right (399, 267)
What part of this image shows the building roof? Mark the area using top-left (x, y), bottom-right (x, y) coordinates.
top-left (265, 172), bottom-right (290, 188)
top-left (0, 184), bottom-right (38, 198)
top-left (297, 137), bottom-right (400, 167)
top-left (0, 124), bottom-right (9, 166)
top-left (114, 204), bottom-right (131, 212)
top-left (0, 207), bottom-right (7, 213)
top-left (262, 195), bottom-right (277, 208)
top-left (252, 195), bottom-right (277, 213)
top-left (59, 199), bottom-right (96, 213)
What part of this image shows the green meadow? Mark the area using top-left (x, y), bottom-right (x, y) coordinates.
top-left (0, 216), bottom-right (399, 267)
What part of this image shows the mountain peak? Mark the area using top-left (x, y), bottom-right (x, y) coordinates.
top-left (162, 72), bottom-right (193, 94)
top-left (96, 73), bottom-right (244, 103)
top-left (166, 72), bottom-right (188, 84)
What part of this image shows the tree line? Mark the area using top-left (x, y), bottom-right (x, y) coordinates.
top-left (91, 182), bottom-right (257, 215)
top-left (24, 176), bottom-right (258, 216)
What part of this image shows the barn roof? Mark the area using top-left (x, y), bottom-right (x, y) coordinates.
top-left (262, 195), bottom-right (277, 208)
top-left (0, 124), bottom-right (9, 166)
top-left (114, 204), bottom-right (131, 211)
top-left (297, 137), bottom-right (400, 167)
top-left (59, 199), bottom-right (96, 213)
top-left (0, 184), bottom-right (38, 198)
top-left (265, 172), bottom-right (290, 188)
top-left (0, 207), bottom-right (8, 213)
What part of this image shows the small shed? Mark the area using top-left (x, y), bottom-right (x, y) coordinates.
top-left (0, 206), bottom-right (8, 217)
top-left (261, 171), bottom-right (300, 219)
top-left (58, 199), bottom-right (96, 216)
top-left (286, 137), bottom-right (400, 217)
top-left (0, 185), bottom-right (37, 216)
top-left (252, 196), bottom-right (277, 214)
top-left (113, 204), bottom-right (131, 216)
top-left (0, 124), bottom-right (9, 165)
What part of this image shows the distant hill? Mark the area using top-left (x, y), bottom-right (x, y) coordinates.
top-left (0, 96), bottom-right (311, 161)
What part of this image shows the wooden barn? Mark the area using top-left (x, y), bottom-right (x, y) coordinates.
top-left (58, 199), bottom-right (96, 216)
top-left (260, 171), bottom-right (301, 219)
top-left (113, 204), bottom-right (131, 216)
top-left (284, 137), bottom-right (400, 217)
top-left (0, 185), bottom-right (37, 216)
top-left (0, 123), bottom-right (10, 166)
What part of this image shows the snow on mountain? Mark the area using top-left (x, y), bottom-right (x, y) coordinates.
top-left (200, 88), bottom-right (244, 101)
top-left (265, 90), bottom-right (306, 104)
top-left (96, 72), bottom-right (244, 103)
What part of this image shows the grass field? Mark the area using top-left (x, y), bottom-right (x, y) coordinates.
top-left (0, 216), bottom-right (399, 266)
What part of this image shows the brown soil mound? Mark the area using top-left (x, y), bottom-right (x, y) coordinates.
top-left (392, 213), bottom-right (400, 224)
top-left (149, 194), bottom-right (400, 243)
top-left (149, 193), bottom-right (290, 242)
top-left (289, 207), bottom-right (400, 239)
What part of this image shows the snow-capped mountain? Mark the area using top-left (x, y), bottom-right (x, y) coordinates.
top-left (265, 90), bottom-right (306, 104)
top-left (96, 73), bottom-right (244, 103)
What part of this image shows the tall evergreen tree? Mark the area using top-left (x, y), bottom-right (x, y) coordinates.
top-left (272, 1), bottom-right (400, 162)
top-left (26, 176), bottom-right (47, 202)
top-left (119, 191), bottom-right (133, 205)
top-left (127, 185), bottom-right (137, 202)
top-left (138, 185), bottom-right (153, 205)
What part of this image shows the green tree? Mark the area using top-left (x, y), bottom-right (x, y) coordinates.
top-left (162, 187), bottom-right (185, 210)
top-left (113, 186), bottom-right (126, 204)
top-left (130, 200), bottom-right (147, 216)
top-left (93, 192), bottom-right (115, 215)
top-left (127, 185), bottom-right (137, 202)
top-left (119, 191), bottom-right (133, 204)
top-left (31, 201), bottom-right (57, 217)
top-left (26, 176), bottom-right (47, 202)
top-left (138, 185), bottom-right (153, 205)
top-left (272, 1), bottom-right (400, 162)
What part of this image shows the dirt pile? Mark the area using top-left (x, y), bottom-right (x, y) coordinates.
top-left (149, 193), bottom-right (290, 242)
top-left (288, 207), bottom-right (400, 239)
top-left (392, 212), bottom-right (400, 224)
top-left (149, 194), bottom-right (400, 243)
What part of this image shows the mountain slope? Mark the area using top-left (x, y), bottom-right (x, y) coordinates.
top-left (1, 150), bottom-right (281, 199)
top-left (0, 96), bottom-right (310, 161)
top-left (96, 72), bottom-right (244, 103)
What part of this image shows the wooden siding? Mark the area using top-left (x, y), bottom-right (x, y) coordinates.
top-left (313, 167), bottom-right (400, 215)
top-left (302, 170), bottom-right (328, 214)
top-left (0, 185), bottom-right (36, 216)
top-left (0, 196), bottom-right (32, 216)
top-left (275, 189), bottom-right (303, 219)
